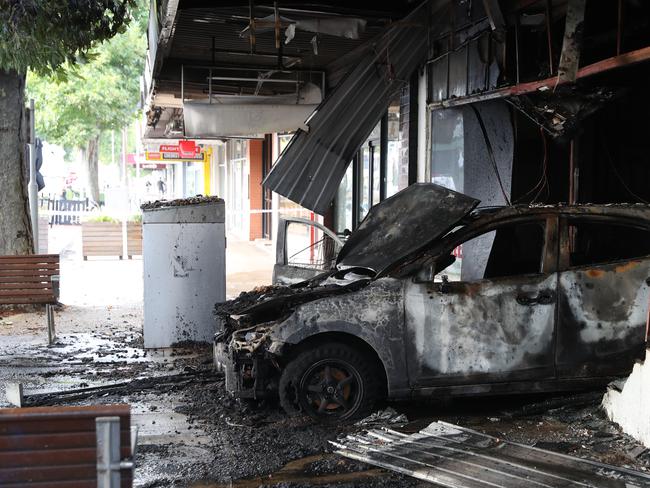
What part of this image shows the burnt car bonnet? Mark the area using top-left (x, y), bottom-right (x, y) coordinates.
top-left (336, 183), bottom-right (480, 276)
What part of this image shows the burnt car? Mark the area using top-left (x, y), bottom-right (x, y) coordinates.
top-left (214, 184), bottom-right (650, 421)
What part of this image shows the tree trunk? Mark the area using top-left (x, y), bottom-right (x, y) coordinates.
top-left (0, 69), bottom-right (33, 255)
top-left (85, 135), bottom-right (101, 206)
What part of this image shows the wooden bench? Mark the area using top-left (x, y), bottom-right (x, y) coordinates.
top-left (0, 404), bottom-right (135, 487)
top-left (0, 254), bottom-right (60, 305)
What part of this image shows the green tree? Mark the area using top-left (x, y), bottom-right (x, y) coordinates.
top-left (28, 15), bottom-right (146, 205)
top-left (0, 0), bottom-right (134, 254)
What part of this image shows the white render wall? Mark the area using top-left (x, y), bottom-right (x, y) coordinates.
top-left (602, 351), bottom-right (650, 448)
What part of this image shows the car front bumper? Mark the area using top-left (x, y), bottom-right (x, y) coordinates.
top-left (213, 340), bottom-right (277, 399)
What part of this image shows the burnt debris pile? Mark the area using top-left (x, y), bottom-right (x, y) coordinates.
top-left (140, 195), bottom-right (224, 210)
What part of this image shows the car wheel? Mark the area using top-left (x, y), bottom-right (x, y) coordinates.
top-left (279, 342), bottom-right (382, 422)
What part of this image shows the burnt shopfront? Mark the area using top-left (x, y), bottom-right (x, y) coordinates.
top-left (279, 0), bottom-right (650, 250)
top-left (143, 0), bottom-right (650, 251)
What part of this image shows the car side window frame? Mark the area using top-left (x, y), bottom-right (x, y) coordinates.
top-left (277, 217), bottom-right (344, 269)
top-left (558, 215), bottom-right (650, 271)
top-left (432, 215), bottom-right (559, 282)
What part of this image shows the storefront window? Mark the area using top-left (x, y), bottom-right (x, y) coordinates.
top-left (335, 165), bottom-right (353, 233)
top-left (386, 99), bottom-right (405, 197)
top-left (358, 122), bottom-right (381, 222)
top-left (430, 108), bottom-right (465, 279)
top-left (430, 108), bottom-right (464, 192)
top-left (227, 139), bottom-right (249, 234)
top-left (333, 91), bottom-right (410, 232)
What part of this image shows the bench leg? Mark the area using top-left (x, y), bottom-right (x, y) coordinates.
top-left (46, 304), bottom-right (56, 345)
top-left (96, 416), bottom-right (121, 487)
top-left (96, 416), bottom-right (135, 487)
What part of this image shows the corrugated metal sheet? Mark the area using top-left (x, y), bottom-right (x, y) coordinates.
top-left (0, 404), bottom-right (132, 488)
top-left (262, 2), bottom-right (430, 214)
top-left (332, 421), bottom-right (650, 488)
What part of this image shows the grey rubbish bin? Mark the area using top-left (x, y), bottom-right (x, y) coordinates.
top-left (142, 200), bottom-right (226, 348)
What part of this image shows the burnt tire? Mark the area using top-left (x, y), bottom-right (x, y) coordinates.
top-left (278, 342), bottom-right (382, 422)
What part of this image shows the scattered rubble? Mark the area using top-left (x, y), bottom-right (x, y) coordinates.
top-left (355, 407), bottom-right (408, 428)
top-left (3, 309), bottom-right (649, 486)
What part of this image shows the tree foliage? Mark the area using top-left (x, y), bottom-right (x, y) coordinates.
top-left (0, 0), bottom-right (134, 75)
top-left (26, 11), bottom-right (146, 149)
top-left (0, 0), bottom-right (135, 254)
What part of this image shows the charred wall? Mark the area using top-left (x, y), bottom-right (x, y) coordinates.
top-left (511, 64), bottom-right (650, 206)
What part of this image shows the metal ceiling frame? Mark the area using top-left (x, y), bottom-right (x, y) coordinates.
top-left (261, 1), bottom-right (430, 214)
top-left (179, 64), bottom-right (326, 104)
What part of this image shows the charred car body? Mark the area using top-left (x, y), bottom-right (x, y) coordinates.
top-left (214, 184), bottom-right (650, 420)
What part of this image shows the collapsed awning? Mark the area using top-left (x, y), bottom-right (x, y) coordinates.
top-left (262, 2), bottom-right (429, 215)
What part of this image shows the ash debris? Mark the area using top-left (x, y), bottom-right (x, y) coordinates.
top-left (7, 326), bottom-right (649, 486)
top-left (213, 275), bottom-right (370, 340)
top-left (140, 195), bottom-right (224, 210)
top-left (215, 285), bottom-right (296, 317)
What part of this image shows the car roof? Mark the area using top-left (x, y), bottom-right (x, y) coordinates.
top-left (466, 203), bottom-right (650, 224)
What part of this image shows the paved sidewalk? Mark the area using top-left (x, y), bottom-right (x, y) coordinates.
top-left (48, 225), bottom-right (274, 305)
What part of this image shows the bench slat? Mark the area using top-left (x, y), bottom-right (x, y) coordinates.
top-left (0, 263), bottom-right (60, 271)
top-left (0, 276), bottom-right (56, 283)
top-left (0, 283), bottom-right (53, 290)
top-left (0, 404), bottom-right (130, 423)
top-left (0, 405), bottom-right (132, 487)
top-left (0, 290), bottom-right (56, 296)
top-left (4, 480), bottom-right (97, 488)
top-left (0, 446), bottom-right (131, 467)
top-left (0, 464), bottom-right (98, 483)
top-left (0, 269), bottom-right (59, 277)
top-left (0, 297), bottom-right (56, 304)
top-left (0, 255), bottom-right (59, 262)
top-left (0, 432), bottom-right (96, 450)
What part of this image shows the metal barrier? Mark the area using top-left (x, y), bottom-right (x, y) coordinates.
top-left (39, 195), bottom-right (90, 225)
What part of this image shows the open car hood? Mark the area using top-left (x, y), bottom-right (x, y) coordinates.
top-left (336, 184), bottom-right (480, 276)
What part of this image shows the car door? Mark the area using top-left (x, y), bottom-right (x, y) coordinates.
top-left (273, 217), bottom-right (344, 285)
top-left (556, 216), bottom-right (650, 378)
top-left (404, 216), bottom-right (559, 387)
